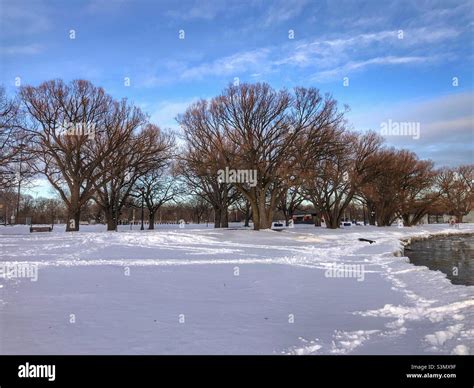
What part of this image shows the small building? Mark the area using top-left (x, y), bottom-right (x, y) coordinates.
top-left (424, 209), bottom-right (474, 224)
top-left (292, 210), bottom-right (318, 224)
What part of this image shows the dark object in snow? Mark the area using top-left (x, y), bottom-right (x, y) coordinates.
top-left (30, 226), bottom-right (52, 233)
top-left (358, 238), bottom-right (376, 244)
top-left (271, 222), bottom-right (285, 231)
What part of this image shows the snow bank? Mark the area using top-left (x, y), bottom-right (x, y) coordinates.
top-left (0, 223), bottom-right (473, 354)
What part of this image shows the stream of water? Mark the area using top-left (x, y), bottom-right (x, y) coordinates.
top-left (406, 234), bottom-right (474, 286)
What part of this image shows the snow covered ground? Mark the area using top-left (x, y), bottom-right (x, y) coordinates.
top-left (0, 223), bottom-right (473, 355)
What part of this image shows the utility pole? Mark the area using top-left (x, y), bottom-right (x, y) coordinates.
top-left (140, 187), bottom-right (145, 231)
top-left (16, 143), bottom-right (25, 224)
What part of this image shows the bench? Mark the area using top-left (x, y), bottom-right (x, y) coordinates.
top-left (30, 226), bottom-right (52, 233)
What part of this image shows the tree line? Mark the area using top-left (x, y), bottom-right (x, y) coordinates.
top-left (0, 80), bottom-right (472, 231)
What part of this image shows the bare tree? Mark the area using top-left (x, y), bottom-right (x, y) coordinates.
top-left (437, 165), bottom-right (473, 222)
top-left (359, 149), bottom-right (436, 226)
top-left (278, 185), bottom-right (304, 226)
top-left (188, 196), bottom-right (212, 224)
top-left (178, 83), bottom-right (345, 230)
top-left (134, 166), bottom-right (183, 230)
top-left (93, 124), bottom-right (175, 231)
top-left (178, 121), bottom-right (237, 228)
top-left (398, 164), bottom-right (438, 226)
top-left (0, 86), bottom-right (31, 191)
top-left (19, 79), bottom-right (136, 231)
top-left (303, 131), bottom-right (382, 228)
top-left (234, 195), bottom-right (252, 227)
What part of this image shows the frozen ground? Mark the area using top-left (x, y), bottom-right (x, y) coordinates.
top-left (0, 223), bottom-right (473, 355)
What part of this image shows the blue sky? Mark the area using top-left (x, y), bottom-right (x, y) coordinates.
top-left (1, 0), bottom-right (473, 196)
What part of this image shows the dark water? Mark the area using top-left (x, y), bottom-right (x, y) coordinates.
top-left (405, 235), bottom-right (474, 286)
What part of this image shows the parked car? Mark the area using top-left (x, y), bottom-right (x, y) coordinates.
top-left (340, 221), bottom-right (353, 227)
top-left (271, 221), bottom-right (285, 231)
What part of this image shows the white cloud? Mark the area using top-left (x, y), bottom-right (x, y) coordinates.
top-left (349, 92), bottom-right (474, 167)
top-left (263, 0), bottom-right (309, 26)
top-left (286, 26), bottom-right (462, 81)
top-left (86, 0), bottom-right (128, 13)
top-left (0, 0), bottom-right (51, 36)
top-left (173, 25), bottom-right (462, 83)
top-left (181, 48), bottom-right (271, 80)
top-left (311, 55), bottom-right (437, 82)
top-left (1, 44), bottom-right (43, 55)
top-left (144, 98), bottom-right (200, 129)
top-left (164, 0), bottom-right (232, 21)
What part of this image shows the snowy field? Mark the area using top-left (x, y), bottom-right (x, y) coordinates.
top-left (0, 223), bottom-right (473, 355)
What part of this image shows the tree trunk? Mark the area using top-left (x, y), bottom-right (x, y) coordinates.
top-left (221, 208), bottom-right (229, 228)
top-left (255, 197), bottom-right (270, 230)
top-left (402, 213), bottom-right (411, 227)
top-left (248, 195), bottom-right (274, 230)
top-left (377, 212), bottom-right (392, 227)
top-left (255, 205), bottom-right (272, 230)
top-left (214, 207), bottom-right (221, 228)
top-left (148, 211), bottom-right (155, 230)
top-left (106, 214), bottom-right (117, 231)
top-left (249, 198), bottom-right (260, 230)
top-left (66, 207), bottom-right (81, 232)
top-left (366, 202), bottom-right (376, 225)
top-left (263, 208), bottom-right (273, 229)
top-left (102, 206), bottom-right (118, 231)
top-left (244, 208), bottom-right (250, 227)
top-left (326, 217), bottom-right (339, 229)
top-left (313, 214), bottom-right (321, 227)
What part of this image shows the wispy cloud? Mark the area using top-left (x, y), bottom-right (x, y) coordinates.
top-left (349, 92), bottom-right (474, 167)
top-left (0, 0), bottom-right (51, 36)
top-left (164, 0), bottom-right (232, 21)
top-left (144, 97), bottom-right (201, 129)
top-left (180, 48), bottom-right (271, 80)
top-left (282, 27), bottom-right (460, 65)
top-left (86, 0), bottom-right (129, 13)
top-left (411, 2), bottom-right (473, 27)
top-left (263, 0), bottom-right (310, 26)
top-left (173, 26), bottom-right (462, 83)
top-left (1, 44), bottom-right (44, 55)
top-left (311, 55), bottom-right (438, 82)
